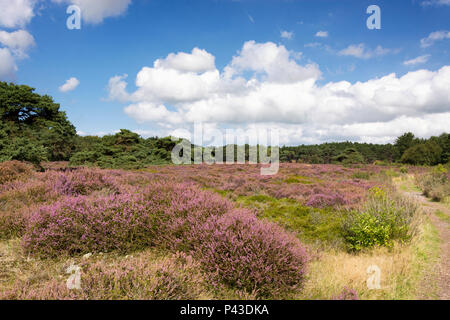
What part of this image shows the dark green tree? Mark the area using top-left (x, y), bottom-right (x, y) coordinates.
top-left (400, 141), bottom-right (442, 166)
top-left (0, 82), bottom-right (76, 164)
top-left (394, 132), bottom-right (416, 160)
top-left (332, 148), bottom-right (365, 164)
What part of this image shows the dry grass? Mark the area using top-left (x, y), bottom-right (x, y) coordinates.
top-left (0, 238), bottom-right (255, 300)
top-left (297, 206), bottom-right (440, 300)
top-left (299, 245), bottom-right (411, 299)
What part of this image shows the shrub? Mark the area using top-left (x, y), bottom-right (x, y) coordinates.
top-left (342, 187), bottom-right (418, 251)
top-left (415, 167), bottom-right (450, 201)
top-left (22, 194), bottom-right (160, 257)
top-left (0, 206), bottom-right (30, 239)
top-left (0, 160), bottom-right (34, 184)
top-left (49, 168), bottom-right (118, 196)
top-left (352, 171), bottom-right (371, 180)
top-left (306, 193), bottom-right (347, 208)
top-left (21, 182), bottom-right (232, 257)
top-left (343, 212), bottom-right (392, 251)
top-left (0, 179), bottom-right (62, 239)
top-left (192, 210), bottom-right (309, 299)
top-left (399, 166), bottom-right (408, 174)
top-left (141, 182), bottom-right (233, 251)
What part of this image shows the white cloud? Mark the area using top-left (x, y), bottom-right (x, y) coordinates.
top-left (108, 41), bottom-right (450, 145)
top-left (338, 43), bottom-right (393, 59)
top-left (420, 30), bottom-right (450, 48)
top-left (0, 30), bottom-right (35, 59)
top-left (315, 31), bottom-right (328, 38)
top-left (59, 77), bottom-right (80, 92)
top-left (280, 30), bottom-right (294, 40)
top-left (52, 0), bottom-right (132, 24)
top-left (107, 74), bottom-right (130, 102)
top-left (154, 47), bottom-right (216, 73)
top-left (0, 48), bottom-right (17, 79)
top-left (0, 0), bottom-right (36, 28)
top-left (225, 41), bottom-right (320, 83)
top-left (403, 55), bottom-right (430, 66)
top-left (0, 1), bottom-right (36, 78)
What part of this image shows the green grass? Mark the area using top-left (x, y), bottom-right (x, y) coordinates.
top-left (393, 175), bottom-right (421, 193)
top-left (352, 171), bottom-right (371, 180)
top-left (434, 210), bottom-right (450, 224)
top-left (282, 175), bottom-right (320, 185)
top-left (405, 218), bottom-right (441, 299)
top-left (236, 194), bottom-right (347, 248)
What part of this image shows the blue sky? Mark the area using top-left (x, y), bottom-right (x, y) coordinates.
top-left (1, 0), bottom-right (449, 145)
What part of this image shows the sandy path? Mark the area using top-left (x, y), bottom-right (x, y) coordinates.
top-left (403, 190), bottom-right (449, 300)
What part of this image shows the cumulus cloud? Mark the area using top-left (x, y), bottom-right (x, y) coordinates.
top-left (59, 77), bottom-right (80, 92)
top-left (0, 48), bottom-right (17, 79)
top-left (0, 1), bottom-right (36, 78)
top-left (420, 30), bottom-right (450, 48)
top-left (0, 30), bottom-right (35, 59)
top-left (0, 0), bottom-right (35, 28)
top-left (315, 31), bottom-right (328, 38)
top-left (52, 0), bottom-right (132, 24)
top-left (225, 41), bottom-right (320, 83)
top-left (338, 43), bottom-right (393, 59)
top-left (154, 48), bottom-right (216, 73)
top-left (280, 30), bottom-right (294, 40)
top-left (403, 55), bottom-right (430, 66)
top-left (108, 41), bottom-right (450, 145)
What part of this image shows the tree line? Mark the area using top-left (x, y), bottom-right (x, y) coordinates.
top-left (0, 82), bottom-right (448, 168)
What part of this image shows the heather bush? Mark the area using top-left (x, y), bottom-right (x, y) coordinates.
top-left (21, 181), bottom-right (233, 257)
top-left (49, 168), bottom-right (118, 196)
top-left (0, 160), bottom-right (35, 184)
top-left (192, 210), bottom-right (309, 299)
top-left (1, 251), bottom-right (207, 300)
top-left (141, 182), bottom-right (233, 251)
top-left (0, 207), bottom-right (29, 239)
top-left (415, 165), bottom-right (450, 202)
top-left (0, 179), bottom-right (62, 239)
top-left (342, 187), bottom-right (418, 251)
top-left (306, 193), bottom-right (347, 208)
top-left (22, 194), bottom-right (160, 257)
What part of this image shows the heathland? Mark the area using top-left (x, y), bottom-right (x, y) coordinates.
top-left (0, 82), bottom-right (449, 300)
top-left (0, 161), bottom-right (449, 299)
